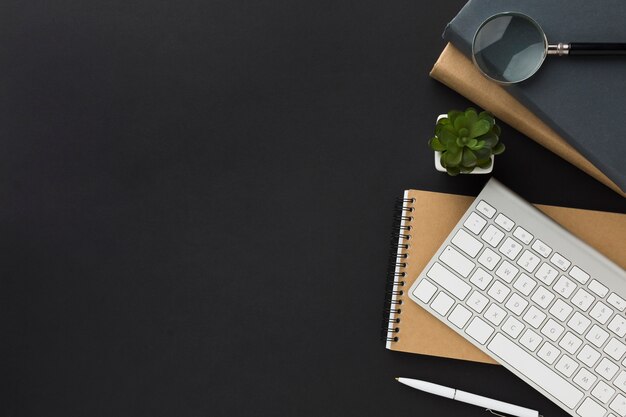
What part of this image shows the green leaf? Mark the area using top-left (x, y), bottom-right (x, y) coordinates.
top-left (464, 108), bottom-right (478, 124)
top-left (492, 124), bottom-right (501, 136)
top-left (456, 137), bottom-right (465, 147)
top-left (438, 127), bottom-right (457, 146)
top-left (428, 136), bottom-right (446, 151)
top-left (492, 142), bottom-right (506, 155)
top-left (469, 119), bottom-right (491, 138)
top-left (477, 158), bottom-right (493, 169)
top-left (461, 148), bottom-right (477, 167)
top-left (447, 110), bottom-right (462, 124)
top-left (479, 133), bottom-right (499, 148)
top-left (478, 111), bottom-right (495, 126)
top-left (474, 147), bottom-right (492, 161)
top-left (460, 166), bottom-right (475, 174)
top-left (453, 115), bottom-right (470, 131)
top-left (468, 139), bottom-right (484, 151)
top-left (440, 153), bottom-right (447, 168)
top-left (446, 166), bottom-right (461, 176)
top-left (444, 149), bottom-right (462, 167)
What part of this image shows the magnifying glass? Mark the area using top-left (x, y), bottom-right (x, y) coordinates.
top-left (472, 12), bottom-right (626, 84)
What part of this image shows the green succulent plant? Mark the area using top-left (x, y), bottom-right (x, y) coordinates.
top-left (429, 108), bottom-right (505, 176)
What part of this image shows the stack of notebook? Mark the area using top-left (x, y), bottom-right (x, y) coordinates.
top-left (429, 0), bottom-right (626, 198)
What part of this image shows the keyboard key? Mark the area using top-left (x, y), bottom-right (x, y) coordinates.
top-left (431, 292), bottom-right (455, 316)
top-left (487, 334), bottom-right (583, 409)
top-left (517, 250), bottom-right (541, 273)
top-left (452, 229), bottom-right (483, 258)
top-left (465, 317), bottom-right (494, 344)
top-left (608, 293), bottom-right (626, 312)
top-left (577, 397), bottom-right (605, 417)
top-left (426, 262), bottom-right (471, 300)
top-left (469, 268), bottom-right (493, 291)
top-left (553, 276), bottom-right (576, 299)
top-left (555, 354), bottom-right (579, 378)
top-left (487, 280), bottom-right (510, 303)
top-left (531, 286), bottom-right (555, 309)
top-left (589, 280), bottom-right (609, 298)
top-left (550, 252), bottom-right (571, 271)
top-left (559, 332), bottom-right (583, 354)
top-left (604, 338), bottom-right (626, 361)
top-left (614, 371), bottom-right (626, 393)
top-left (569, 265), bottom-right (590, 284)
top-left (577, 344), bottom-right (601, 367)
top-left (484, 303), bottom-right (506, 326)
top-left (505, 293), bottom-right (528, 316)
top-left (439, 246), bottom-right (474, 278)
top-left (481, 225), bottom-right (505, 247)
top-left (524, 306), bottom-right (547, 329)
top-left (448, 304), bottom-right (472, 329)
top-left (596, 357), bottom-right (619, 380)
top-left (467, 291), bottom-right (489, 313)
top-left (494, 213), bottom-right (514, 231)
top-left (513, 226), bottom-right (533, 245)
top-left (608, 315), bottom-right (626, 337)
top-left (537, 341), bottom-right (560, 365)
top-left (478, 248), bottom-right (501, 271)
top-left (476, 200), bottom-right (496, 218)
top-left (573, 368), bottom-right (598, 391)
top-left (532, 239), bottom-right (552, 258)
top-left (520, 328), bottom-right (543, 351)
top-left (610, 394), bottom-right (626, 416)
top-left (541, 318), bottom-right (564, 342)
top-left (589, 301), bottom-right (614, 325)
top-left (495, 260), bottom-right (518, 283)
top-left (499, 237), bottom-right (523, 260)
top-left (592, 380), bottom-right (616, 404)
top-left (535, 263), bottom-right (558, 285)
top-left (550, 299), bottom-right (574, 321)
top-left (572, 288), bottom-right (595, 311)
top-left (513, 273), bottom-right (537, 296)
top-left (502, 316), bottom-right (524, 338)
top-left (413, 279), bottom-right (438, 303)
top-left (586, 325), bottom-right (610, 348)
top-left (464, 212), bottom-right (487, 235)
top-left (568, 312), bottom-right (592, 335)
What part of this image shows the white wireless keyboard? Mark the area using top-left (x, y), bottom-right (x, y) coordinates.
top-left (409, 178), bottom-right (626, 417)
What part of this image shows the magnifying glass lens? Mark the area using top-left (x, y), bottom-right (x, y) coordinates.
top-left (472, 13), bottom-right (547, 84)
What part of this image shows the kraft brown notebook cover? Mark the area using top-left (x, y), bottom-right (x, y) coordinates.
top-left (429, 43), bottom-right (625, 198)
top-left (383, 189), bottom-right (626, 364)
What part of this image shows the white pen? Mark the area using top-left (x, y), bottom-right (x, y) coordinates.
top-left (396, 377), bottom-right (541, 417)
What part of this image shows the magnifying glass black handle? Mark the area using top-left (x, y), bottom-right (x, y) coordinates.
top-left (569, 43), bottom-right (626, 55)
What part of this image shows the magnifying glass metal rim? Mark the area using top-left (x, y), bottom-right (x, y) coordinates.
top-left (471, 11), bottom-right (548, 85)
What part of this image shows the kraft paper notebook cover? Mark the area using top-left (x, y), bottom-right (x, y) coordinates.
top-left (429, 43), bottom-right (626, 198)
top-left (382, 189), bottom-right (626, 364)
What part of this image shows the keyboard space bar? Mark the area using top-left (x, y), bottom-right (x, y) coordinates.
top-left (487, 334), bottom-right (583, 410)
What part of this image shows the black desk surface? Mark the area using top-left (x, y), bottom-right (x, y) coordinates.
top-left (3, 1), bottom-right (625, 416)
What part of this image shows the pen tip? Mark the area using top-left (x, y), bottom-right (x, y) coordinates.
top-left (395, 377), bottom-right (399, 381)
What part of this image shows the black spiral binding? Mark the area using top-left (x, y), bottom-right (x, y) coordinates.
top-left (380, 196), bottom-right (414, 343)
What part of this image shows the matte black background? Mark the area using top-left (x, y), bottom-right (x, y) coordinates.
top-left (1, 1), bottom-right (625, 416)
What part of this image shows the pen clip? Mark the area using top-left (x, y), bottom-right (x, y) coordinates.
top-left (485, 409), bottom-right (507, 417)
top-left (485, 409), bottom-right (542, 417)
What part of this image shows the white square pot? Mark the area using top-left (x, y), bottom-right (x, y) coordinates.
top-left (434, 151), bottom-right (494, 174)
top-left (434, 114), bottom-right (494, 174)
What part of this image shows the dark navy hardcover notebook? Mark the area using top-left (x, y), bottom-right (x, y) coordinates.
top-left (444, 0), bottom-right (626, 192)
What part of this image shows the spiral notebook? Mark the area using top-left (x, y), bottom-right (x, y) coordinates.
top-left (382, 189), bottom-right (626, 364)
